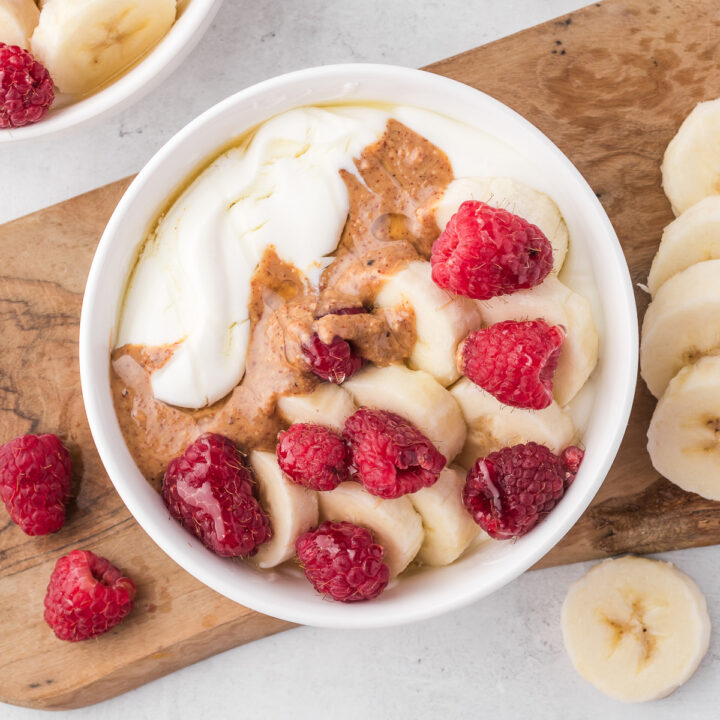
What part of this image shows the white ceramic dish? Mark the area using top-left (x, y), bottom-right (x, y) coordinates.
top-left (79, 64), bottom-right (637, 629)
top-left (0, 0), bottom-right (223, 144)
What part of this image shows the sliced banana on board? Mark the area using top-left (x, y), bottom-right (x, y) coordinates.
top-left (342, 363), bottom-right (467, 462)
top-left (408, 465), bottom-right (485, 567)
top-left (647, 195), bottom-right (720, 295)
top-left (374, 260), bottom-right (482, 387)
top-left (434, 176), bottom-right (569, 274)
top-left (31, 0), bottom-right (176, 95)
top-left (476, 276), bottom-right (599, 407)
top-left (640, 259), bottom-right (720, 399)
top-left (0, 0), bottom-right (39, 49)
top-left (318, 481), bottom-right (423, 576)
top-left (662, 98), bottom-right (720, 216)
top-left (562, 556), bottom-right (710, 703)
top-left (449, 378), bottom-right (575, 469)
top-left (276, 383), bottom-right (355, 433)
top-left (249, 451), bottom-right (318, 569)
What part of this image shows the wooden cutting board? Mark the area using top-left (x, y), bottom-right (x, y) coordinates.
top-left (2, 0), bottom-right (720, 709)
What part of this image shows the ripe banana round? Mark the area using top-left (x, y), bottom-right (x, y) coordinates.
top-left (449, 377), bottom-right (575, 468)
top-left (249, 451), bottom-right (318, 569)
top-left (374, 260), bottom-right (482, 387)
top-left (342, 363), bottom-right (467, 462)
top-left (647, 196), bottom-right (720, 295)
top-left (0, 0), bottom-right (39, 49)
top-left (408, 465), bottom-right (484, 567)
top-left (476, 276), bottom-right (599, 407)
top-left (647, 356), bottom-right (720, 500)
top-left (434, 176), bottom-right (569, 274)
top-left (562, 556), bottom-right (710, 703)
top-left (31, 0), bottom-right (176, 95)
top-left (318, 481), bottom-right (423, 576)
top-left (640, 259), bottom-right (720, 399)
top-left (662, 98), bottom-right (720, 216)
top-left (276, 383), bottom-right (355, 433)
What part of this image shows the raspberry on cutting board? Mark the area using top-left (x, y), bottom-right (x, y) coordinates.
top-left (43, 549), bottom-right (136, 641)
top-left (0, 433), bottom-right (72, 535)
top-left (0, 43), bottom-right (54, 128)
top-left (296, 520), bottom-right (390, 602)
top-left (162, 433), bottom-right (272, 557)
top-left (430, 200), bottom-right (553, 299)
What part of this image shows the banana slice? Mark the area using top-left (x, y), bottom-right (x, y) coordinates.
top-left (434, 177), bottom-right (569, 274)
top-left (662, 98), bottom-right (720, 216)
top-left (449, 377), bottom-right (575, 468)
top-left (476, 276), bottom-right (599, 406)
top-left (249, 451), bottom-right (318, 569)
top-left (0, 0), bottom-right (39, 49)
top-left (647, 356), bottom-right (720, 500)
top-left (408, 464), bottom-right (485, 566)
top-left (562, 556), bottom-right (710, 703)
top-left (647, 196), bottom-right (720, 295)
top-left (342, 363), bottom-right (466, 462)
top-left (640, 259), bottom-right (720, 398)
top-left (276, 383), bottom-right (355, 433)
top-left (31, 0), bottom-right (176, 95)
top-left (374, 260), bottom-right (482, 387)
top-left (318, 481), bottom-right (423, 576)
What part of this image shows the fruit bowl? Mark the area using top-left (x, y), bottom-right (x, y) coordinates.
top-left (0, 0), bottom-right (223, 143)
top-left (79, 64), bottom-right (637, 628)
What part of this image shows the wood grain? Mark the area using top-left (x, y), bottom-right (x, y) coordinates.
top-left (2, 0), bottom-right (720, 709)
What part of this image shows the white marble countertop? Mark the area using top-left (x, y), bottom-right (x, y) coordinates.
top-left (4, 0), bottom-right (719, 717)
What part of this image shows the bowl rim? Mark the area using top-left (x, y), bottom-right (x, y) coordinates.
top-left (79, 63), bottom-right (638, 628)
top-left (0, 0), bottom-right (224, 144)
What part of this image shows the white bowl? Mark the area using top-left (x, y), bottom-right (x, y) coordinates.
top-left (0, 0), bottom-right (223, 144)
top-left (79, 64), bottom-right (637, 628)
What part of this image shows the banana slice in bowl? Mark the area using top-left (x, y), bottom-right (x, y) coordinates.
top-left (0, 0), bottom-right (39, 49)
top-left (276, 383), bottom-right (355, 433)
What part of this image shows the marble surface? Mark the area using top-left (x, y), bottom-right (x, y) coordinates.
top-left (4, 0), bottom-right (719, 717)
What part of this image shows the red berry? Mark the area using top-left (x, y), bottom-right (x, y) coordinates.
top-left (296, 520), bottom-right (390, 602)
top-left (43, 549), bottom-right (136, 641)
top-left (0, 43), bottom-right (54, 128)
top-left (0, 433), bottom-right (72, 535)
top-left (431, 200), bottom-right (553, 299)
top-left (302, 334), bottom-right (365, 384)
top-left (343, 408), bottom-right (446, 499)
top-left (463, 442), bottom-right (582, 540)
top-left (277, 423), bottom-right (349, 491)
top-left (561, 445), bottom-right (585, 477)
top-left (459, 319), bottom-right (565, 409)
top-left (162, 433), bottom-right (272, 557)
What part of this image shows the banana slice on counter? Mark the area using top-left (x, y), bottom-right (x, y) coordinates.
top-left (562, 556), bottom-right (710, 703)
top-left (343, 363), bottom-right (466, 462)
top-left (374, 260), bottom-right (482, 387)
top-left (318, 481), bottom-right (423, 576)
top-left (408, 464), bottom-right (485, 567)
top-left (476, 276), bottom-right (599, 407)
top-left (640, 259), bottom-right (720, 399)
top-left (31, 0), bottom-right (176, 94)
top-left (276, 383), bottom-right (355, 433)
top-left (647, 356), bottom-right (720, 500)
top-left (449, 378), bottom-right (576, 468)
top-left (249, 451), bottom-right (318, 569)
top-left (0, 0), bottom-right (39, 49)
top-left (647, 196), bottom-right (720, 295)
top-left (434, 177), bottom-right (569, 274)
top-left (662, 98), bottom-right (720, 216)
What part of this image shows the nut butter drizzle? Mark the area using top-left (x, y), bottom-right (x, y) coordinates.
top-left (111, 118), bottom-right (453, 487)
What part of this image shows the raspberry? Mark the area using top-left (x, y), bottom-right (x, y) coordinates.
top-left (0, 433), bottom-right (72, 535)
top-left (343, 408), bottom-right (445, 499)
top-left (162, 433), bottom-right (272, 557)
top-left (302, 334), bottom-right (365, 384)
top-left (459, 319), bottom-right (565, 409)
top-left (277, 423), bottom-right (349, 491)
top-left (296, 521), bottom-right (390, 602)
top-left (0, 43), bottom-right (54, 128)
top-left (463, 442), bottom-right (582, 539)
top-left (43, 549), bottom-right (136, 641)
top-left (431, 200), bottom-right (553, 299)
